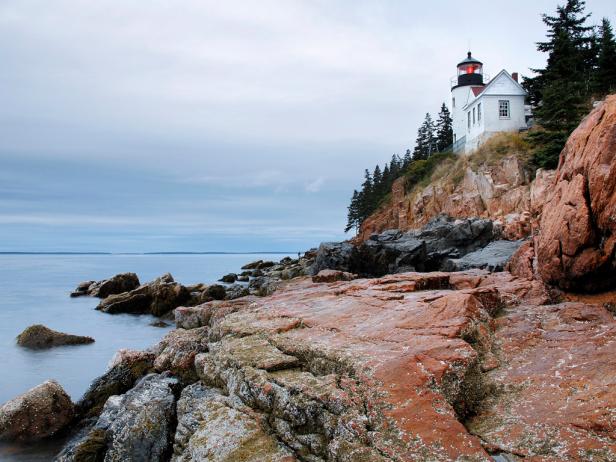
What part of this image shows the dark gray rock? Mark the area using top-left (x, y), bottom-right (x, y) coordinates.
top-left (75, 350), bottom-right (155, 419)
top-left (71, 273), bottom-right (140, 298)
top-left (205, 284), bottom-right (226, 301)
top-left (219, 273), bottom-right (238, 283)
top-left (57, 373), bottom-right (179, 462)
top-left (443, 240), bottom-right (525, 272)
top-left (97, 273), bottom-right (190, 317)
top-left (224, 284), bottom-right (250, 300)
top-left (311, 241), bottom-right (355, 274)
top-left (312, 215), bottom-right (501, 277)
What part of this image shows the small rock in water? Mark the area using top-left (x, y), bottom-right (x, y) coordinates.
top-left (16, 324), bottom-right (94, 349)
top-left (150, 320), bottom-right (170, 328)
top-left (218, 273), bottom-right (238, 283)
top-left (0, 380), bottom-right (74, 441)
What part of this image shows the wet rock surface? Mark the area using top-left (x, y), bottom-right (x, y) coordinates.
top-left (51, 268), bottom-right (616, 460)
top-left (467, 302), bottom-right (616, 459)
top-left (313, 215), bottom-right (504, 276)
top-left (0, 380), bottom-right (74, 442)
top-left (537, 95), bottom-right (616, 291)
top-left (16, 324), bottom-right (94, 349)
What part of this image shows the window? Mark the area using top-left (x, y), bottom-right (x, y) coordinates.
top-left (473, 107), bottom-right (476, 125)
top-left (452, 97), bottom-right (456, 108)
top-left (467, 111), bottom-right (471, 131)
top-left (478, 103), bottom-right (482, 123)
top-left (499, 100), bottom-right (510, 118)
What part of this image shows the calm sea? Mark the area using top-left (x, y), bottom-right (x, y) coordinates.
top-left (0, 253), bottom-right (291, 461)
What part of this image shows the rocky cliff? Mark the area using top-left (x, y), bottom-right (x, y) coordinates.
top-left (358, 134), bottom-right (556, 242)
top-left (40, 269), bottom-right (616, 461)
top-left (536, 95), bottom-right (616, 291)
top-left (3, 98), bottom-right (616, 462)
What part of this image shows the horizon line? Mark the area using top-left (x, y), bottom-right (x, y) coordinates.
top-left (0, 251), bottom-right (299, 256)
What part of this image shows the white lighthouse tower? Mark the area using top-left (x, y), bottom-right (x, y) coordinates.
top-left (451, 52), bottom-right (486, 152)
top-left (450, 51), bottom-right (529, 154)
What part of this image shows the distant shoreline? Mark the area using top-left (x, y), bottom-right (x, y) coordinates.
top-left (0, 251), bottom-right (296, 256)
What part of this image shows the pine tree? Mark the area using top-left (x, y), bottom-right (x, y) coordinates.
top-left (526, 0), bottom-right (595, 168)
top-left (372, 164), bottom-right (384, 199)
top-left (412, 120), bottom-right (427, 161)
top-left (381, 164), bottom-right (391, 190)
top-left (413, 113), bottom-right (436, 160)
top-left (435, 103), bottom-right (453, 152)
top-left (358, 169), bottom-right (374, 222)
top-left (389, 154), bottom-right (402, 178)
top-left (403, 149), bottom-right (412, 169)
top-left (595, 18), bottom-right (616, 96)
top-left (344, 190), bottom-right (361, 233)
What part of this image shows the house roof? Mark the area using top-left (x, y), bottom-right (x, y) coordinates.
top-left (462, 69), bottom-right (527, 110)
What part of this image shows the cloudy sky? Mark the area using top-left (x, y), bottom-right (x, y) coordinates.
top-left (1, 0), bottom-right (614, 252)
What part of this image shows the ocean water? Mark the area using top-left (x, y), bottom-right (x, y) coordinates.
top-left (0, 253), bottom-right (291, 461)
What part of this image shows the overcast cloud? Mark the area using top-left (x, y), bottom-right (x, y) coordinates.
top-left (1, 0), bottom-right (614, 252)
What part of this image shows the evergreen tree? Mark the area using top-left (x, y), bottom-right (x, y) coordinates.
top-left (413, 113), bottom-right (436, 160)
top-left (358, 169), bottom-right (374, 221)
top-left (595, 18), bottom-right (616, 96)
top-left (344, 190), bottom-right (361, 233)
top-left (435, 103), bottom-right (453, 152)
top-left (381, 164), bottom-right (391, 191)
top-left (372, 164), bottom-right (384, 199)
top-left (526, 0), bottom-right (595, 168)
top-left (389, 154), bottom-right (402, 179)
top-left (403, 149), bottom-right (412, 169)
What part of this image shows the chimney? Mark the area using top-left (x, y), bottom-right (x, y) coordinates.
top-left (512, 72), bottom-right (519, 82)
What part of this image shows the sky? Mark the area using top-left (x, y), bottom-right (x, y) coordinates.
top-left (1, 0), bottom-right (615, 252)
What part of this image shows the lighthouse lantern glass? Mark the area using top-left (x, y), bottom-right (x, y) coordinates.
top-left (458, 63), bottom-right (482, 77)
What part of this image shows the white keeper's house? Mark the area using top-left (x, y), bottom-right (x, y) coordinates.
top-left (450, 51), bottom-right (532, 154)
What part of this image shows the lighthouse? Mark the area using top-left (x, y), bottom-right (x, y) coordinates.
top-left (450, 51), bottom-right (529, 154)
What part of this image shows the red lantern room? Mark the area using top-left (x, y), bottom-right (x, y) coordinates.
top-left (456, 51), bottom-right (484, 87)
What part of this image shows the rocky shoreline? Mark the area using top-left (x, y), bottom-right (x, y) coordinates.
top-left (1, 96), bottom-right (616, 461)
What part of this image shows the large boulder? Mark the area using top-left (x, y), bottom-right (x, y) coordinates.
top-left (537, 95), bottom-right (616, 291)
top-left (444, 240), bottom-right (524, 272)
top-left (75, 349), bottom-right (155, 419)
top-left (56, 373), bottom-right (179, 462)
top-left (16, 324), bottom-right (94, 349)
top-left (97, 273), bottom-right (190, 317)
top-left (0, 380), bottom-right (74, 441)
top-left (313, 215), bottom-right (499, 277)
top-left (71, 273), bottom-right (140, 298)
top-left (171, 383), bottom-right (294, 461)
top-left (311, 241), bottom-right (355, 274)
